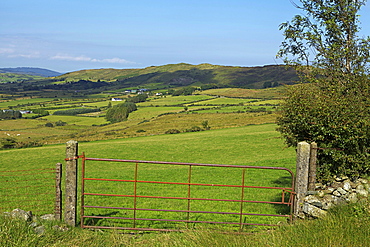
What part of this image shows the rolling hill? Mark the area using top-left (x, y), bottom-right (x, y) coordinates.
top-left (0, 67), bottom-right (62, 77)
top-left (54, 63), bottom-right (298, 89)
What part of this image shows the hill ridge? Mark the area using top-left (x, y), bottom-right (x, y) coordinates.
top-left (54, 63), bottom-right (298, 89)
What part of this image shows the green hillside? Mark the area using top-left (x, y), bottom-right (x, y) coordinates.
top-left (0, 73), bottom-right (45, 83)
top-left (54, 63), bottom-right (298, 89)
top-left (0, 63), bottom-right (297, 99)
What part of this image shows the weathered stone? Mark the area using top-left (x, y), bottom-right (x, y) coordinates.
top-left (306, 191), bottom-right (318, 195)
top-left (358, 178), bottom-right (369, 184)
top-left (331, 181), bottom-right (342, 189)
top-left (34, 225), bottom-right (46, 235)
top-left (52, 225), bottom-right (69, 232)
top-left (356, 184), bottom-right (365, 190)
top-left (363, 183), bottom-right (370, 191)
top-left (333, 190), bottom-right (341, 197)
top-left (303, 203), bottom-right (327, 218)
top-left (317, 190), bottom-right (325, 198)
top-left (324, 187), bottom-right (335, 194)
top-left (29, 222), bottom-right (38, 228)
top-left (346, 193), bottom-right (358, 203)
top-left (10, 209), bottom-right (32, 221)
top-left (40, 214), bottom-right (55, 221)
top-left (356, 189), bottom-right (368, 198)
top-left (304, 195), bottom-right (323, 208)
top-left (337, 187), bottom-right (347, 195)
top-left (333, 196), bottom-right (346, 205)
top-left (315, 183), bottom-right (325, 190)
top-left (334, 176), bottom-right (348, 182)
top-left (343, 181), bottom-right (352, 192)
top-left (321, 195), bottom-right (335, 210)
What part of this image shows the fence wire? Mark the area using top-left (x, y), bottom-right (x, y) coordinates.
top-left (0, 168), bottom-right (57, 215)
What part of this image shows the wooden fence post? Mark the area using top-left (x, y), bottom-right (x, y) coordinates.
top-left (294, 141), bottom-right (311, 218)
top-left (65, 140), bottom-right (78, 226)
top-left (308, 142), bottom-right (317, 191)
top-left (55, 163), bottom-right (62, 221)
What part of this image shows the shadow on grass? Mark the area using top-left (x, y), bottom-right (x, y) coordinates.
top-left (271, 175), bottom-right (294, 216)
top-left (83, 211), bottom-right (121, 227)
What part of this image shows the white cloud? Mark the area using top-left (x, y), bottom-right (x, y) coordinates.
top-left (8, 52), bottom-right (41, 59)
top-left (50, 54), bottom-right (136, 64)
top-left (0, 48), bottom-right (15, 54)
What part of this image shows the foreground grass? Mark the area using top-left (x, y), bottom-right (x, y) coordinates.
top-left (1, 201), bottom-right (369, 247)
top-left (0, 124), bottom-right (295, 228)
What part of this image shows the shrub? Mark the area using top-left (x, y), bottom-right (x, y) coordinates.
top-left (55, 120), bottom-right (67, 126)
top-left (45, 122), bottom-right (54, 127)
top-left (105, 102), bottom-right (137, 123)
top-left (165, 129), bottom-right (181, 134)
top-left (0, 137), bottom-right (17, 149)
top-left (53, 108), bottom-right (100, 116)
top-left (184, 126), bottom-right (203, 133)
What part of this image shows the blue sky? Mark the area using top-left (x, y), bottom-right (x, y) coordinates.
top-left (1, 0), bottom-right (369, 73)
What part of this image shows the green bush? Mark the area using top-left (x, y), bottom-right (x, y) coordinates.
top-left (105, 102), bottom-right (137, 123)
top-left (184, 126), bottom-right (203, 133)
top-left (277, 82), bottom-right (370, 181)
top-left (45, 122), bottom-right (54, 127)
top-left (165, 129), bottom-right (181, 134)
top-left (53, 108), bottom-right (100, 116)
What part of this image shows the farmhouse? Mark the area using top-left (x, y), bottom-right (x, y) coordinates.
top-left (111, 98), bottom-right (123, 101)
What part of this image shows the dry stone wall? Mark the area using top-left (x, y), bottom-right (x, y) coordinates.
top-left (301, 176), bottom-right (370, 219)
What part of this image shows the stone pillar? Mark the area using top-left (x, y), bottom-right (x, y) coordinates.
top-left (308, 142), bottom-right (317, 191)
top-left (55, 162), bottom-right (62, 221)
top-left (294, 141), bottom-right (311, 218)
top-left (65, 140), bottom-right (78, 226)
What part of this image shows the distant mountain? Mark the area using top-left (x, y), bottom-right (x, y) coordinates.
top-left (0, 67), bottom-right (62, 77)
top-left (54, 63), bottom-right (298, 89)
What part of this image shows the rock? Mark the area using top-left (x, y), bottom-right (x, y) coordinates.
top-left (331, 181), bottom-right (343, 189)
top-left (333, 196), bottom-right (346, 205)
top-left (343, 181), bottom-right (352, 192)
top-left (315, 183), bottom-right (325, 190)
top-left (34, 225), bottom-right (46, 235)
top-left (306, 191), bottom-right (318, 195)
top-left (356, 184), bottom-right (365, 190)
top-left (324, 187), bottom-right (335, 194)
top-left (321, 195), bottom-right (335, 210)
top-left (337, 187), bottom-right (347, 195)
top-left (345, 193), bottom-right (358, 203)
top-left (333, 190), bottom-right (341, 197)
top-left (304, 195), bottom-right (323, 208)
top-left (317, 190), bottom-right (325, 197)
top-left (358, 178), bottom-right (369, 184)
top-left (334, 175), bottom-right (348, 182)
top-left (29, 222), bottom-right (38, 228)
top-left (52, 225), bottom-right (69, 232)
top-left (10, 209), bottom-right (32, 221)
top-left (356, 189), bottom-right (368, 198)
top-left (40, 214), bottom-right (55, 221)
top-left (303, 203), bottom-right (327, 218)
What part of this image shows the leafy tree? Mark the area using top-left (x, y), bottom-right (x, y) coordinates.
top-left (0, 110), bottom-right (22, 119)
top-left (276, 0), bottom-right (370, 181)
top-left (105, 102), bottom-right (137, 123)
top-left (126, 94), bottom-right (148, 103)
top-left (0, 137), bottom-right (17, 149)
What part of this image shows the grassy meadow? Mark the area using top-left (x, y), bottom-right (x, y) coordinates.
top-left (0, 123), bottom-right (296, 230)
top-left (1, 86), bottom-right (369, 245)
top-left (0, 90), bottom-right (280, 145)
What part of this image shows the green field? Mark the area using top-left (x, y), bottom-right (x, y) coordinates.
top-left (0, 124), bottom-right (296, 230)
top-left (138, 95), bottom-right (214, 107)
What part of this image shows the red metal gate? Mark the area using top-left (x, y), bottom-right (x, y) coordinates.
top-left (79, 153), bottom-right (295, 232)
